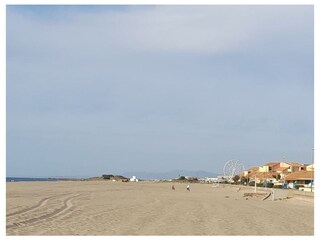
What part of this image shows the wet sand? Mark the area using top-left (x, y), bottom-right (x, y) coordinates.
top-left (6, 181), bottom-right (314, 235)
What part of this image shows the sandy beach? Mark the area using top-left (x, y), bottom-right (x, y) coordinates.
top-left (6, 181), bottom-right (314, 235)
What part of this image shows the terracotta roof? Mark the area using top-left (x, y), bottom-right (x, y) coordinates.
top-left (285, 171), bottom-right (314, 181)
top-left (285, 162), bottom-right (305, 167)
top-left (264, 162), bottom-right (280, 166)
top-left (249, 172), bottom-right (275, 180)
top-left (247, 167), bottom-right (259, 172)
top-left (273, 166), bottom-right (289, 172)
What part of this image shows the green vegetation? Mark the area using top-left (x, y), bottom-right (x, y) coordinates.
top-left (294, 184), bottom-right (304, 189)
top-left (102, 174), bottom-right (114, 180)
top-left (177, 176), bottom-right (186, 181)
top-left (240, 176), bottom-right (248, 184)
top-left (173, 176), bottom-right (199, 183)
top-left (232, 175), bottom-right (240, 183)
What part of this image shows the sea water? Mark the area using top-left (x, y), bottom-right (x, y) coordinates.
top-left (6, 177), bottom-right (58, 182)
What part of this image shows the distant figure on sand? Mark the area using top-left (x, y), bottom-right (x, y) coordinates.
top-left (172, 185), bottom-right (175, 190)
top-left (187, 185), bottom-right (190, 191)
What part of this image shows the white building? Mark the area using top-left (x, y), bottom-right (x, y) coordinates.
top-left (130, 176), bottom-right (139, 182)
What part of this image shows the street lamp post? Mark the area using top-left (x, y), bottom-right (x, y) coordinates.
top-left (282, 156), bottom-right (286, 188)
top-left (254, 175), bottom-right (257, 193)
top-left (311, 148), bottom-right (314, 192)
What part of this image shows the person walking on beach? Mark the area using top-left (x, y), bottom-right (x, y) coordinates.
top-left (187, 184), bottom-right (190, 191)
top-left (172, 185), bottom-right (175, 190)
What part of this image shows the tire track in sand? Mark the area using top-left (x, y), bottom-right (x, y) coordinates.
top-left (6, 193), bottom-right (71, 217)
top-left (7, 194), bottom-right (80, 229)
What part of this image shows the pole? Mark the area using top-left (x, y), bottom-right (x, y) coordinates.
top-left (254, 175), bottom-right (257, 193)
top-left (264, 170), bottom-right (266, 189)
top-left (311, 148), bottom-right (314, 192)
top-left (282, 156), bottom-right (286, 189)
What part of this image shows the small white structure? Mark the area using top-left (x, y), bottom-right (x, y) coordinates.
top-left (203, 177), bottom-right (216, 183)
top-left (215, 176), bottom-right (228, 183)
top-left (130, 176), bottom-right (139, 182)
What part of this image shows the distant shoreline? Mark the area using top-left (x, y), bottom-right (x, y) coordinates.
top-left (6, 177), bottom-right (81, 182)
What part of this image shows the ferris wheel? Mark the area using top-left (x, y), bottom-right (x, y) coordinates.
top-left (223, 159), bottom-right (245, 181)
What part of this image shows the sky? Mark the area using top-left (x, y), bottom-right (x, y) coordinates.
top-left (6, 5), bottom-right (314, 178)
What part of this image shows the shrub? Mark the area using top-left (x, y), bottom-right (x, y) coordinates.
top-left (294, 184), bottom-right (304, 189)
top-left (249, 181), bottom-right (255, 186)
top-left (249, 182), bottom-right (264, 187)
top-left (102, 174), bottom-right (114, 179)
top-left (233, 175), bottom-right (240, 183)
top-left (177, 176), bottom-right (186, 181)
top-left (240, 176), bottom-right (249, 184)
top-left (266, 183), bottom-right (274, 188)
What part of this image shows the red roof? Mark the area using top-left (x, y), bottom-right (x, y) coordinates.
top-left (247, 166), bottom-right (259, 172)
top-left (250, 172), bottom-right (275, 180)
top-left (273, 166), bottom-right (289, 172)
top-left (264, 162), bottom-right (280, 167)
top-left (285, 171), bottom-right (314, 181)
top-left (285, 162), bottom-right (305, 167)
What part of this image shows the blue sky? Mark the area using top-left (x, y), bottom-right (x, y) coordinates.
top-left (6, 5), bottom-right (313, 177)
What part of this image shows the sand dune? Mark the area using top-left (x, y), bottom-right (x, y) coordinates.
top-left (6, 181), bottom-right (314, 235)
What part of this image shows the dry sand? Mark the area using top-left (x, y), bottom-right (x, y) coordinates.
top-left (6, 181), bottom-right (314, 235)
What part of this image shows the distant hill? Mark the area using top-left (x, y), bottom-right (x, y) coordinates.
top-left (121, 170), bottom-right (220, 180)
